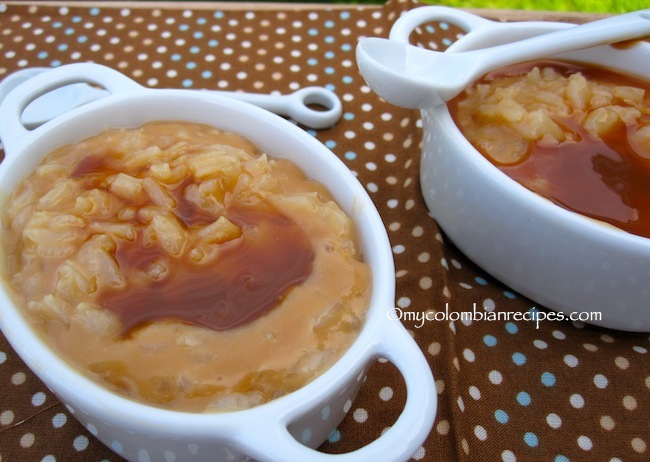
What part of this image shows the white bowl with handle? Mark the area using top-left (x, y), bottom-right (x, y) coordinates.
top-left (0, 62), bottom-right (436, 461)
top-left (358, 6), bottom-right (650, 332)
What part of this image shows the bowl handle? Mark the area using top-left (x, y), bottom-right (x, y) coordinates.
top-left (239, 319), bottom-right (437, 462)
top-left (0, 63), bottom-right (143, 157)
top-left (388, 5), bottom-right (497, 44)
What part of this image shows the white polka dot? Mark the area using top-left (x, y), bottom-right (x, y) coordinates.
top-left (353, 408), bottom-right (368, 423)
top-left (437, 419), bottom-right (450, 435)
top-left (427, 342), bottom-right (441, 356)
top-left (552, 330), bottom-right (566, 340)
top-left (412, 446), bottom-right (426, 460)
top-left (457, 396), bottom-right (465, 412)
top-left (546, 413), bottom-right (562, 429)
top-left (0, 410), bottom-right (15, 425)
top-left (623, 395), bottom-right (638, 410)
top-left (20, 433), bottom-right (35, 448)
top-left (73, 435), bottom-right (89, 451)
top-left (461, 438), bottom-right (469, 454)
top-left (593, 374), bottom-right (608, 389)
top-left (615, 356), bottom-right (630, 369)
top-left (502, 449), bottom-right (516, 462)
top-left (474, 425), bottom-right (488, 441)
top-left (564, 354), bottom-right (579, 367)
top-left (577, 435), bottom-right (593, 451)
top-left (469, 386), bottom-right (481, 400)
top-left (570, 394), bottom-right (585, 409)
top-left (489, 370), bottom-right (503, 385)
top-left (600, 415), bottom-right (615, 431)
top-left (463, 348), bottom-right (476, 362)
top-left (435, 379), bottom-right (445, 394)
top-left (533, 339), bottom-right (548, 349)
top-left (41, 456), bottom-right (56, 462)
top-left (11, 372), bottom-right (26, 385)
top-left (379, 387), bottom-right (393, 401)
top-left (583, 343), bottom-right (598, 352)
top-left (31, 392), bottom-right (46, 407)
top-left (52, 413), bottom-right (67, 428)
top-left (632, 437), bottom-right (647, 453)
top-left (483, 298), bottom-right (496, 311)
top-left (633, 345), bottom-right (648, 354)
top-left (0, 351), bottom-right (6, 364)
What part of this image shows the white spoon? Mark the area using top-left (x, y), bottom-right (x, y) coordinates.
top-left (356, 9), bottom-right (650, 109)
top-left (0, 67), bottom-right (342, 131)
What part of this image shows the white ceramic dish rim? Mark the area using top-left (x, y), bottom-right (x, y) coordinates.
top-left (389, 6), bottom-right (650, 253)
top-left (0, 63), bottom-right (436, 461)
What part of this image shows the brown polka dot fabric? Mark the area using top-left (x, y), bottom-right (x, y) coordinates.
top-left (0, 1), bottom-right (648, 461)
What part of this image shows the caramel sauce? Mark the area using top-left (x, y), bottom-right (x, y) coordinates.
top-left (105, 207), bottom-right (314, 335)
top-left (450, 61), bottom-right (650, 238)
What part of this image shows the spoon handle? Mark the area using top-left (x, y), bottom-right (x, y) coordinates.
top-left (467, 9), bottom-right (650, 77)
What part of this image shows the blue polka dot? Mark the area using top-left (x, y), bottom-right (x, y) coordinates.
top-left (57, 44), bottom-right (68, 52)
top-left (325, 36), bottom-right (335, 44)
top-left (504, 291), bottom-right (516, 299)
top-left (307, 58), bottom-right (318, 66)
top-left (475, 276), bottom-right (488, 286)
top-left (344, 151), bottom-right (356, 160)
top-left (512, 352), bottom-right (526, 366)
top-left (208, 39), bottom-right (219, 47)
top-left (343, 113), bottom-right (354, 121)
top-left (325, 83), bottom-right (336, 92)
top-left (541, 372), bottom-right (556, 387)
top-left (505, 322), bottom-right (518, 334)
top-left (494, 409), bottom-right (509, 424)
top-left (524, 432), bottom-right (539, 447)
top-left (193, 31), bottom-right (204, 39)
top-left (555, 456), bottom-right (570, 462)
top-left (171, 53), bottom-right (182, 61)
top-left (325, 140), bottom-right (336, 149)
top-left (301, 429), bottom-right (312, 443)
top-left (342, 76), bottom-right (353, 84)
top-left (341, 44), bottom-right (352, 52)
top-left (214, 11), bottom-right (224, 19)
top-left (89, 7), bottom-right (100, 16)
top-left (328, 429), bottom-right (341, 443)
top-left (325, 67), bottom-right (335, 75)
top-left (179, 24), bottom-right (190, 32)
top-left (425, 25), bottom-right (436, 34)
top-left (483, 335), bottom-right (497, 347)
top-left (197, 18), bottom-right (207, 25)
top-left (325, 20), bottom-right (335, 28)
top-left (182, 79), bottom-right (193, 88)
top-left (339, 11), bottom-right (351, 20)
top-left (321, 405), bottom-right (331, 420)
top-left (72, 16), bottom-right (82, 23)
top-left (325, 51), bottom-right (335, 59)
top-left (440, 21), bottom-right (450, 30)
top-left (37, 51), bottom-right (48, 59)
top-left (516, 391), bottom-right (531, 406)
top-left (189, 46), bottom-right (200, 54)
top-left (51, 60), bottom-right (62, 67)
top-left (65, 28), bottom-right (74, 36)
top-left (308, 28), bottom-right (318, 36)
top-left (77, 36), bottom-right (88, 43)
top-left (201, 70), bottom-right (213, 79)
top-left (52, 21), bottom-right (62, 28)
top-left (186, 62), bottom-right (197, 70)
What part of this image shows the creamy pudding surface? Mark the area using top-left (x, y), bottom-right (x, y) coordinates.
top-left (1, 121), bottom-right (371, 412)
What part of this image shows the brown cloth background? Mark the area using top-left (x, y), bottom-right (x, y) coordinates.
top-left (0, 0), bottom-right (648, 461)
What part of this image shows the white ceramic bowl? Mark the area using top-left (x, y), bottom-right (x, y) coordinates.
top-left (359, 7), bottom-right (650, 332)
top-left (0, 63), bottom-right (436, 461)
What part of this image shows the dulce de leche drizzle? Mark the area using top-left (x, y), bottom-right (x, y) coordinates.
top-left (104, 207), bottom-right (314, 335)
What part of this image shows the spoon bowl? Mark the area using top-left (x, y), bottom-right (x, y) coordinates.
top-left (356, 8), bottom-right (650, 109)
